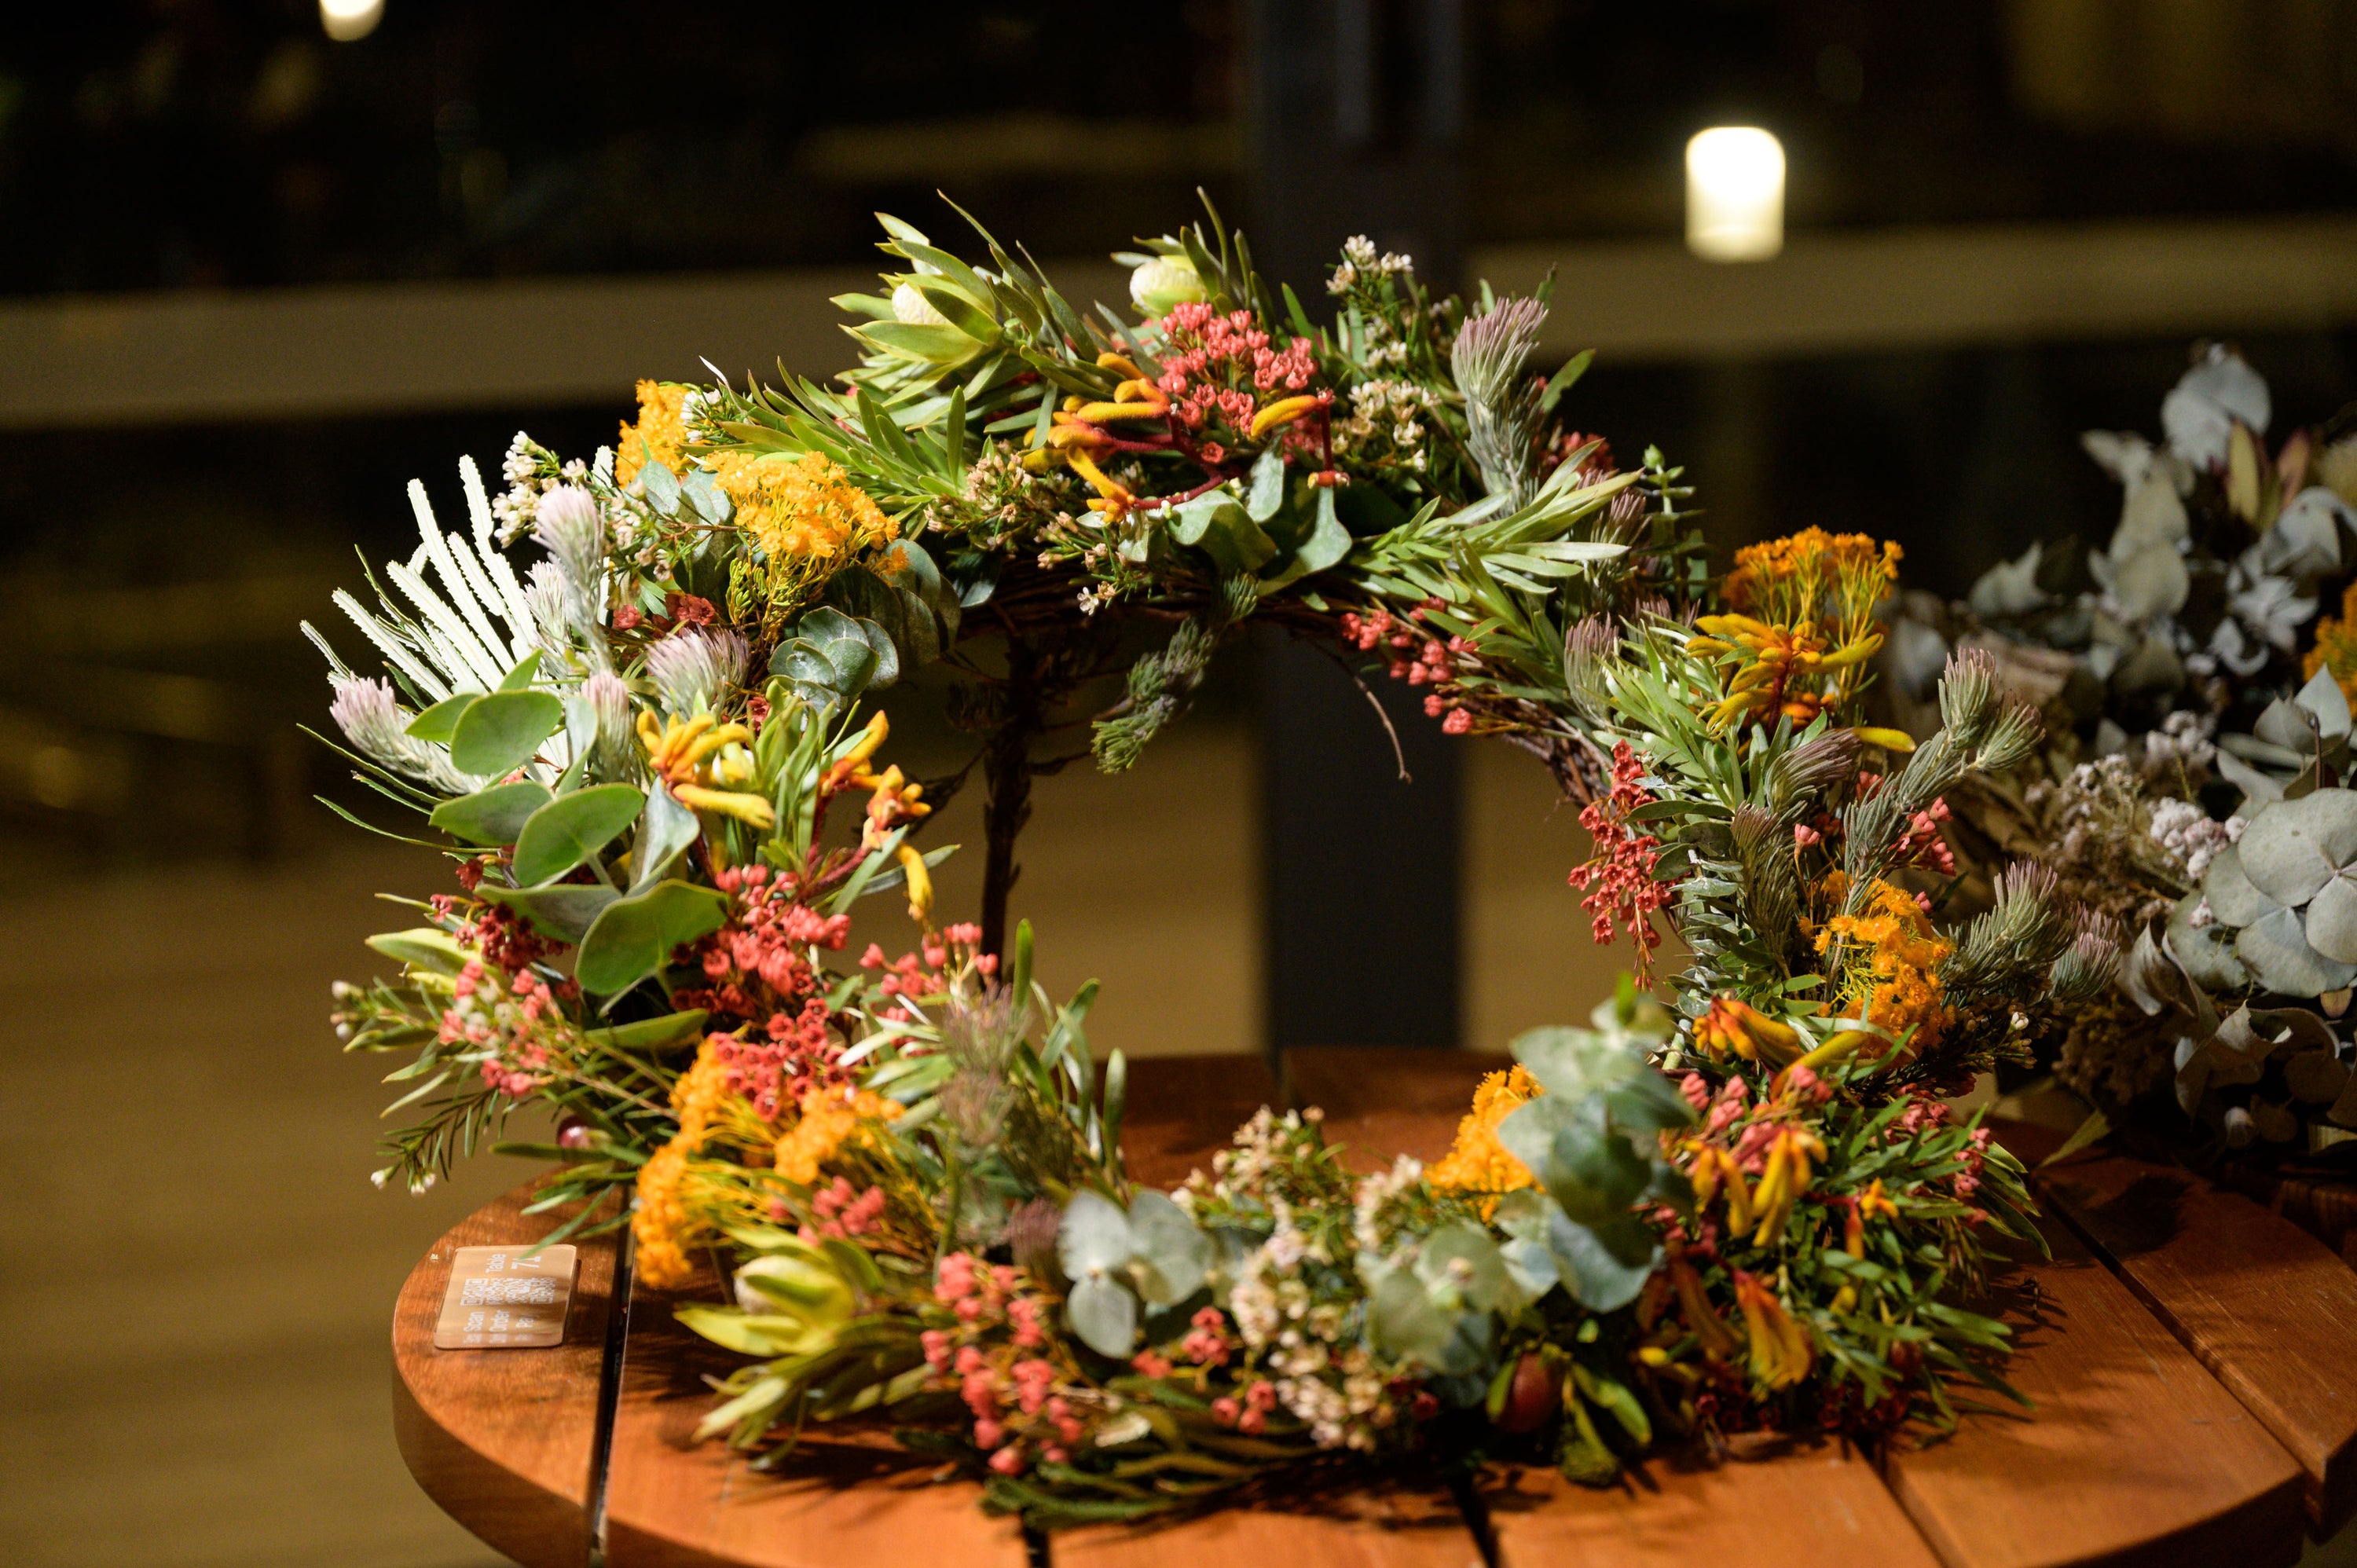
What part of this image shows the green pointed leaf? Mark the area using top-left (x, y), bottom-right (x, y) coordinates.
top-left (449, 690), bottom-right (565, 779)
top-left (585, 1009), bottom-right (709, 1053)
top-left (575, 879), bottom-right (731, 997)
top-left (512, 784), bottom-right (647, 886)
top-left (365, 927), bottom-right (468, 976)
top-left (497, 650), bottom-right (544, 691)
top-left (429, 780), bottom-right (553, 846)
top-left (631, 784), bottom-right (701, 893)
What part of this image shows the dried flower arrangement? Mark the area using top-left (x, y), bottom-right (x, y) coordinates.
top-left (318, 202), bottom-right (2089, 1529)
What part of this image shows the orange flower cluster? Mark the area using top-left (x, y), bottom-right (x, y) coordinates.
top-left (1814, 879), bottom-right (1952, 1056)
top-left (1721, 528), bottom-right (1901, 630)
top-left (1427, 1064), bottom-right (1541, 1207)
top-left (712, 451), bottom-right (897, 628)
top-left (773, 1082), bottom-right (903, 1185)
top-left (632, 1039), bottom-right (739, 1288)
top-left (2304, 577), bottom-right (2357, 705)
top-left (615, 379), bottom-right (692, 487)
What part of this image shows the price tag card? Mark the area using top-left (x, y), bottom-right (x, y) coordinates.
top-left (433, 1244), bottom-right (577, 1350)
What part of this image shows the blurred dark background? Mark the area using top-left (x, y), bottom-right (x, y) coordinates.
top-left (4, 6), bottom-right (2357, 1564)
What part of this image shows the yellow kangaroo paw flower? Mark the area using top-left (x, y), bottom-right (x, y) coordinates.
top-left (1095, 352), bottom-right (1143, 379)
top-left (1248, 394), bottom-right (1324, 441)
top-left (672, 784), bottom-right (777, 830)
top-left (1074, 398), bottom-right (1169, 424)
top-left (1848, 726), bottom-right (1917, 753)
top-left (895, 842), bottom-right (933, 924)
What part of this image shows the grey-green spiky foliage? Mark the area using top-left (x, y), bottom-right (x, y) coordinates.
top-left (1452, 295), bottom-right (1549, 508)
top-left (1593, 638), bottom-right (2111, 1084)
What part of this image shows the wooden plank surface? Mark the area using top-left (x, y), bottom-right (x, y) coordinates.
top-left (390, 1173), bottom-right (618, 1568)
top-left (603, 1259), bottom-right (1028, 1568)
top-left (1057, 1476), bottom-right (1483, 1568)
top-left (1879, 1219), bottom-right (2307, 1568)
top-left (2038, 1152), bottom-right (2357, 1533)
top-left (1121, 1054), bottom-right (1283, 1190)
top-left (1481, 1439), bottom-right (1942, 1568)
top-left (1281, 1047), bottom-right (1508, 1173)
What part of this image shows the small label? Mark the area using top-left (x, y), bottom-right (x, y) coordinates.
top-left (434, 1244), bottom-right (576, 1349)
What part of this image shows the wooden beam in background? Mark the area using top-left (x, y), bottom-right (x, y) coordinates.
top-left (4, 216), bottom-right (2353, 430)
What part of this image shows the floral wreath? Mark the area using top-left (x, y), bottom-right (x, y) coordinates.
top-left (317, 200), bottom-right (2106, 1528)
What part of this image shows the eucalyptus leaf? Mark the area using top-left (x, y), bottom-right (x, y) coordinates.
top-left (575, 880), bottom-right (731, 996)
top-left (1057, 1189), bottom-right (1135, 1277)
top-left (1547, 1211), bottom-right (1659, 1313)
top-left (632, 782), bottom-right (702, 893)
top-left (1126, 1190), bottom-right (1209, 1305)
top-left (512, 784), bottom-right (646, 886)
top-left (429, 780), bottom-right (553, 846)
top-left (2234, 907), bottom-right (2357, 997)
top-left (2238, 789), bottom-right (2357, 906)
top-left (2202, 844), bottom-right (2280, 929)
top-left (449, 690), bottom-right (566, 779)
top-left (477, 883), bottom-right (621, 943)
top-left (1065, 1273), bottom-right (1139, 1357)
top-left (405, 691), bottom-right (479, 743)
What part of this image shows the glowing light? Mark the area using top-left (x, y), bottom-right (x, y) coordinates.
top-left (1685, 127), bottom-right (1786, 263)
top-left (320, 0), bottom-right (383, 42)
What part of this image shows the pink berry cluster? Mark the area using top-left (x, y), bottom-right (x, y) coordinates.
top-left (857, 922), bottom-right (994, 1024)
top-left (1153, 302), bottom-right (1322, 461)
top-left (922, 1252), bottom-right (1086, 1475)
top-left (676, 865), bottom-right (853, 1089)
top-left (794, 1174), bottom-right (887, 1240)
top-left (1568, 742), bottom-right (1679, 978)
top-left (1339, 599), bottom-right (1480, 734)
top-left (443, 959), bottom-right (573, 1097)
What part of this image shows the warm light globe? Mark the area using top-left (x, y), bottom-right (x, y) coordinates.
top-left (1684, 127), bottom-right (1785, 262)
top-left (320, 0), bottom-right (383, 42)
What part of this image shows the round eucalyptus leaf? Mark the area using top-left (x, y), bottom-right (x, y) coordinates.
top-left (2284, 1050), bottom-right (2352, 1106)
top-left (1542, 1107), bottom-right (1651, 1227)
top-left (2306, 875), bottom-right (2357, 965)
top-left (2202, 844), bottom-right (2280, 929)
top-left (449, 689), bottom-right (566, 779)
top-left (1056, 1189), bottom-right (1135, 1279)
top-left (2167, 894), bottom-right (2249, 993)
top-left (1065, 1273), bottom-right (1139, 1358)
top-left (2110, 542), bottom-right (2190, 621)
top-left (1417, 1222), bottom-right (1514, 1314)
top-left (2249, 1097), bottom-right (2300, 1144)
top-left (2239, 789), bottom-right (2357, 906)
top-left (2235, 907), bottom-right (2357, 997)
top-left (1545, 1211), bottom-right (1659, 1313)
top-left (1126, 1190), bottom-right (1209, 1306)
top-left (512, 783), bottom-right (647, 887)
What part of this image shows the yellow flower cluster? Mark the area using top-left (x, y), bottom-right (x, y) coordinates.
top-left (1815, 878), bottom-right (1952, 1056)
top-left (2305, 577), bottom-right (2357, 705)
top-left (1428, 1064), bottom-right (1541, 1206)
top-left (712, 451), bottom-right (897, 630)
top-left (615, 379), bottom-right (691, 488)
top-left (774, 1083), bottom-right (903, 1185)
top-left (631, 1039), bottom-right (738, 1288)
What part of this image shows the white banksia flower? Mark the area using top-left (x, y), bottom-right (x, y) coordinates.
top-left (328, 676), bottom-right (484, 793)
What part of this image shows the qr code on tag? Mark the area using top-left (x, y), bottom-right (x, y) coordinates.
top-left (459, 1276), bottom-right (560, 1306)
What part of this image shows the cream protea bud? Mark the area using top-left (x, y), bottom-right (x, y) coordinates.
top-left (891, 281), bottom-right (951, 327)
top-left (1128, 255), bottom-right (1205, 316)
top-left (582, 669), bottom-right (637, 779)
top-left (645, 628), bottom-right (747, 716)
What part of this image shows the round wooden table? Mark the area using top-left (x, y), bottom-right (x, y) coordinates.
top-left (394, 1050), bottom-right (2357, 1568)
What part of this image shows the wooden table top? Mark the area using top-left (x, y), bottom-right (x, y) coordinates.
top-left (392, 1047), bottom-right (2357, 1568)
